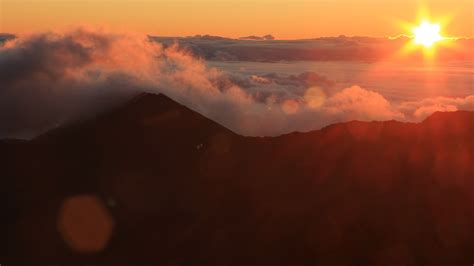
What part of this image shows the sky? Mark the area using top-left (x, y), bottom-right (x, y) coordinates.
top-left (0, 0), bottom-right (473, 138)
top-left (1, 0), bottom-right (473, 38)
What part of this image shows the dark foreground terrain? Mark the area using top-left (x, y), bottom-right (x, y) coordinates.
top-left (2, 93), bottom-right (473, 266)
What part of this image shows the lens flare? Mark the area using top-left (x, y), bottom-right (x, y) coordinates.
top-left (413, 21), bottom-right (443, 47)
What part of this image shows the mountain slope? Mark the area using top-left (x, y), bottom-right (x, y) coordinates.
top-left (2, 93), bottom-right (474, 266)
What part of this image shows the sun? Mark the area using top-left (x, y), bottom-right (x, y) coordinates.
top-left (412, 21), bottom-right (443, 47)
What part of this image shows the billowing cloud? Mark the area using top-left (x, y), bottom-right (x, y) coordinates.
top-left (324, 86), bottom-right (404, 121)
top-left (399, 96), bottom-right (474, 120)
top-left (0, 29), bottom-right (158, 138)
top-left (0, 29), bottom-right (473, 139)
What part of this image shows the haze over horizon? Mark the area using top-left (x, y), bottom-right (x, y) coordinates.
top-left (2, 0), bottom-right (473, 38)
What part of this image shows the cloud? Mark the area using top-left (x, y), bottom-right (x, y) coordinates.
top-left (0, 34), bottom-right (16, 46)
top-left (324, 86), bottom-right (404, 121)
top-left (239, 35), bottom-right (275, 41)
top-left (0, 29), bottom-right (473, 139)
top-left (151, 35), bottom-right (474, 62)
top-left (398, 96), bottom-right (474, 120)
top-left (0, 29), bottom-right (157, 138)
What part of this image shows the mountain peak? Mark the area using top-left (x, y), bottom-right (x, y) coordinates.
top-left (35, 92), bottom-right (237, 145)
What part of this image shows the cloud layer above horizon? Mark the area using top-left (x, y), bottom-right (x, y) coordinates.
top-left (1, 29), bottom-right (473, 138)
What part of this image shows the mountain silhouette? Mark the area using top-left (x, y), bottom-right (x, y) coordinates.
top-left (2, 93), bottom-right (473, 266)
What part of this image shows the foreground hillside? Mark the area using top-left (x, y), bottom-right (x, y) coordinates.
top-left (2, 93), bottom-right (473, 266)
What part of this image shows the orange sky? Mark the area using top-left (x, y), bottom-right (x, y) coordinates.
top-left (1, 0), bottom-right (473, 39)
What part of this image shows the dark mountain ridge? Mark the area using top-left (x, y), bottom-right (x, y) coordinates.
top-left (2, 93), bottom-right (473, 266)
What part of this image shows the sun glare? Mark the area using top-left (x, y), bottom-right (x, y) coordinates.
top-left (413, 21), bottom-right (443, 47)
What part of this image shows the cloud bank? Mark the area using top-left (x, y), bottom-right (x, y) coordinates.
top-left (152, 35), bottom-right (474, 62)
top-left (1, 29), bottom-right (473, 138)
